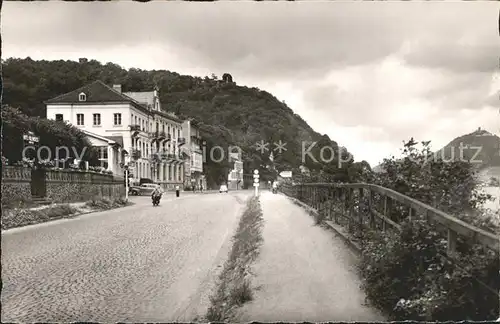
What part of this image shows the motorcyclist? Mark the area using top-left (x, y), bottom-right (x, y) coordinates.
top-left (272, 181), bottom-right (278, 193)
top-left (151, 186), bottom-right (162, 203)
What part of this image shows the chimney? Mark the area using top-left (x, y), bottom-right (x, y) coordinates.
top-left (113, 84), bottom-right (122, 93)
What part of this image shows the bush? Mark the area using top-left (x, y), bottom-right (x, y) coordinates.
top-left (360, 219), bottom-right (499, 321)
top-left (86, 196), bottom-right (131, 209)
top-left (356, 138), bottom-right (499, 321)
top-left (1, 204), bottom-right (79, 229)
top-left (86, 196), bottom-right (112, 209)
top-left (43, 204), bottom-right (79, 218)
top-left (113, 197), bottom-right (129, 206)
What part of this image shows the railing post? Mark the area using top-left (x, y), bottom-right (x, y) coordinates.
top-left (315, 187), bottom-right (318, 209)
top-left (348, 187), bottom-right (354, 231)
top-left (333, 188), bottom-right (339, 224)
top-left (327, 187), bottom-right (332, 220)
top-left (314, 187), bottom-right (317, 209)
top-left (447, 228), bottom-right (457, 255)
top-left (383, 195), bottom-right (388, 231)
top-left (368, 190), bottom-right (375, 229)
top-left (313, 186), bottom-right (317, 209)
top-left (358, 188), bottom-right (364, 232)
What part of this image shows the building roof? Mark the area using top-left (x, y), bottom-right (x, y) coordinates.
top-left (46, 80), bottom-right (131, 104)
top-left (155, 109), bottom-right (183, 124)
top-left (123, 91), bottom-right (155, 107)
top-left (104, 136), bottom-right (124, 147)
top-left (45, 80), bottom-right (184, 124)
top-left (45, 80), bottom-right (151, 115)
top-left (82, 130), bottom-right (119, 145)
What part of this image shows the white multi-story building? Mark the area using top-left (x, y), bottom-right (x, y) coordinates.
top-left (181, 119), bottom-right (206, 190)
top-left (45, 80), bottom-right (185, 190)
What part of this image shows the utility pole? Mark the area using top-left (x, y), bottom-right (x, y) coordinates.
top-left (125, 164), bottom-right (129, 202)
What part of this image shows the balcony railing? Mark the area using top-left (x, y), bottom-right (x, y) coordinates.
top-left (130, 124), bottom-right (141, 132)
top-left (150, 153), bottom-right (161, 164)
top-left (130, 125), bottom-right (141, 137)
top-left (131, 149), bottom-right (142, 160)
top-left (177, 137), bottom-right (186, 146)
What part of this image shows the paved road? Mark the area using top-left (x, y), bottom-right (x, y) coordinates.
top-left (1, 191), bottom-right (251, 322)
top-left (237, 192), bottom-right (384, 322)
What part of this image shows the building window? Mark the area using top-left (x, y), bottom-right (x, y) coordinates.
top-left (79, 92), bottom-right (86, 102)
top-left (76, 114), bottom-right (84, 126)
top-left (113, 113), bottom-right (122, 126)
top-left (135, 116), bottom-right (138, 125)
top-left (55, 114), bottom-right (63, 122)
top-left (93, 113), bottom-right (101, 126)
top-left (99, 147), bottom-right (108, 159)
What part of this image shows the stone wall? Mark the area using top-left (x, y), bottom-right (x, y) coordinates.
top-left (2, 166), bottom-right (125, 205)
top-left (1, 167), bottom-right (32, 205)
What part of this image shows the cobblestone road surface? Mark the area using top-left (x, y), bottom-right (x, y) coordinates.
top-left (237, 192), bottom-right (384, 322)
top-left (2, 191), bottom-right (251, 322)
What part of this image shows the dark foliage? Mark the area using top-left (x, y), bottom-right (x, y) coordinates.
top-left (2, 105), bottom-right (99, 166)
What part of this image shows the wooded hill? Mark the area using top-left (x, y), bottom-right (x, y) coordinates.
top-left (3, 57), bottom-right (362, 186)
top-left (436, 128), bottom-right (500, 170)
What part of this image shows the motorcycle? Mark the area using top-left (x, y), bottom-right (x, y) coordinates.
top-left (152, 194), bottom-right (161, 206)
top-left (272, 187), bottom-right (278, 194)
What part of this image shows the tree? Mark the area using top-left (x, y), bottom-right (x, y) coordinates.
top-left (2, 105), bottom-right (99, 167)
top-left (372, 139), bottom-right (492, 215)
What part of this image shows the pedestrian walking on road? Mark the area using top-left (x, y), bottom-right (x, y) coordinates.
top-left (175, 185), bottom-right (180, 197)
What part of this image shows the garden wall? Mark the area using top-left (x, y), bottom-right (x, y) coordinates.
top-left (2, 166), bottom-right (125, 206)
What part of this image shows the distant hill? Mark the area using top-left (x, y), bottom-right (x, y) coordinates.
top-left (435, 128), bottom-right (500, 171)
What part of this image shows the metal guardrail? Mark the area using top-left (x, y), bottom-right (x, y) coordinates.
top-left (282, 182), bottom-right (500, 254)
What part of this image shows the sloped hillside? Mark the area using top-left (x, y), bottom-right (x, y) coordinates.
top-left (436, 128), bottom-right (500, 170)
top-left (3, 57), bottom-right (354, 184)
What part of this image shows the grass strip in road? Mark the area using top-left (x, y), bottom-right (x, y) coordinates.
top-left (205, 196), bottom-right (264, 322)
top-left (1, 197), bottom-right (133, 230)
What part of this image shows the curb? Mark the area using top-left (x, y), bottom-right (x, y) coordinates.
top-left (285, 195), bottom-right (362, 257)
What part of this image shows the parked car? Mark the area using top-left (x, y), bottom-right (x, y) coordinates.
top-left (219, 184), bottom-right (228, 193)
top-left (129, 183), bottom-right (161, 196)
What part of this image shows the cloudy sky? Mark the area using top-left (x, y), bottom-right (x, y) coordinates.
top-left (3, 1), bottom-right (500, 166)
